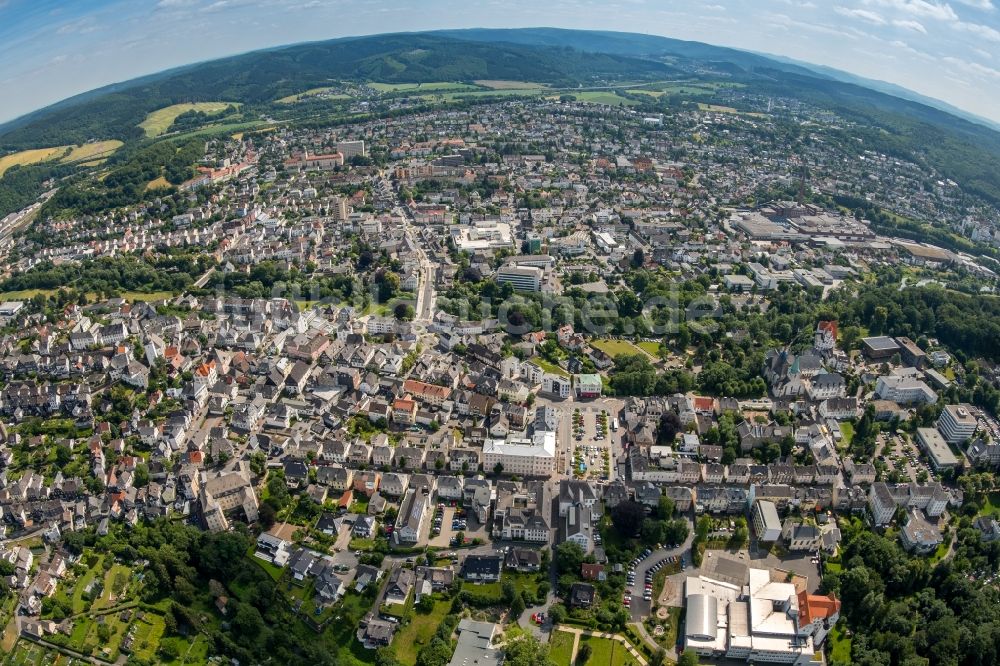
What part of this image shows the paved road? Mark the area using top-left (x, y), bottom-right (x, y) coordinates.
top-left (628, 527), bottom-right (695, 621)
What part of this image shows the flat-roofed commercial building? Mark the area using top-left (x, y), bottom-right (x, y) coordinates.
top-left (496, 265), bottom-right (542, 292)
top-left (684, 566), bottom-right (826, 665)
top-left (482, 431), bottom-right (556, 477)
top-left (861, 336), bottom-right (900, 360)
top-left (916, 427), bottom-right (960, 470)
top-left (751, 499), bottom-right (782, 542)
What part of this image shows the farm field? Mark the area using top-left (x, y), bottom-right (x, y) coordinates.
top-left (0, 147), bottom-right (69, 178)
top-left (573, 91), bottom-right (641, 107)
top-left (60, 141), bottom-right (123, 164)
top-left (145, 176), bottom-right (172, 191)
top-left (369, 81), bottom-right (478, 92)
top-left (276, 87), bottom-right (352, 103)
top-left (138, 102), bottom-right (237, 137)
top-left (474, 80), bottom-right (546, 89)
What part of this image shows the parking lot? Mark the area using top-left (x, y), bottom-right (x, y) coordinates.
top-left (882, 433), bottom-right (937, 483)
top-left (427, 505), bottom-right (455, 547)
top-left (570, 407), bottom-right (615, 481)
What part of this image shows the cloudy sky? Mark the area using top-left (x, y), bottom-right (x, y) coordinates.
top-left (1, 0), bottom-right (999, 124)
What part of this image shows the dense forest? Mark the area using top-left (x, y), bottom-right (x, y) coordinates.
top-left (823, 517), bottom-right (1000, 666)
top-left (0, 161), bottom-right (76, 218)
top-left (0, 254), bottom-right (211, 296)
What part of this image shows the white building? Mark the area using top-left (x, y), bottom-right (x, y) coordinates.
top-left (684, 567), bottom-right (825, 665)
top-left (751, 500), bottom-right (781, 542)
top-left (874, 375), bottom-right (938, 405)
top-left (496, 265), bottom-right (542, 292)
top-left (482, 431), bottom-right (556, 476)
top-left (936, 404), bottom-right (977, 444)
top-left (915, 427), bottom-right (960, 470)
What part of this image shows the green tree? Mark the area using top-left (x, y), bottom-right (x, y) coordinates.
top-left (678, 649), bottom-right (700, 666)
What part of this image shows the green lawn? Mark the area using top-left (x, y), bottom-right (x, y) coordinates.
top-left (390, 598), bottom-right (451, 666)
top-left (94, 564), bottom-right (131, 610)
top-left (71, 555), bottom-right (104, 613)
top-left (549, 630), bottom-right (576, 666)
top-left (828, 624), bottom-right (852, 665)
top-left (839, 422), bottom-right (855, 447)
top-left (131, 613), bottom-right (167, 662)
top-left (577, 635), bottom-right (638, 666)
top-left (980, 492), bottom-right (1000, 518)
top-left (504, 572), bottom-right (542, 600)
top-left (636, 341), bottom-right (661, 357)
top-left (532, 358), bottom-right (569, 377)
top-left (590, 338), bottom-right (647, 359)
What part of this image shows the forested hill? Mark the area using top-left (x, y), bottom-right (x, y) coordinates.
top-left (3, 27), bottom-right (1000, 206)
top-left (0, 33), bottom-right (675, 150)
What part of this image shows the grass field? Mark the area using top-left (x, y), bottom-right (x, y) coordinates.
top-left (698, 103), bottom-right (739, 113)
top-left (590, 338), bottom-right (647, 359)
top-left (839, 422), bottom-right (854, 447)
top-left (60, 140), bottom-right (123, 164)
top-left (549, 630), bottom-right (576, 666)
top-left (828, 624), bottom-right (852, 664)
top-left (145, 176), bottom-right (172, 191)
top-left (390, 598), bottom-right (451, 665)
top-left (474, 80), bottom-right (546, 89)
top-left (0, 146), bottom-right (70, 177)
top-left (131, 613), bottom-right (167, 662)
top-left (636, 341), bottom-right (661, 357)
top-left (369, 81), bottom-right (478, 92)
top-left (578, 635), bottom-right (638, 666)
top-left (531, 358), bottom-right (569, 377)
top-left (276, 87), bottom-right (353, 103)
top-left (71, 555), bottom-right (104, 614)
top-left (979, 492), bottom-right (1000, 518)
top-left (139, 102), bottom-right (237, 137)
top-left (573, 91), bottom-right (641, 107)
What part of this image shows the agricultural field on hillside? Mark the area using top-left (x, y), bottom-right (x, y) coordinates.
top-left (138, 102), bottom-right (237, 137)
top-left (276, 87), bottom-right (353, 103)
top-left (571, 91), bottom-right (640, 107)
top-left (60, 140), bottom-right (124, 164)
top-left (0, 146), bottom-right (69, 177)
top-left (474, 80), bottom-right (547, 89)
top-left (369, 81), bottom-right (479, 92)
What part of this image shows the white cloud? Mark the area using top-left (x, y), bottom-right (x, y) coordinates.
top-left (864, 0), bottom-right (959, 21)
top-left (943, 55), bottom-right (1000, 77)
top-left (955, 20), bottom-right (1000, 40)
top-left (953, 0), bottom-right (995, 9)
top-left (892, 18), bottom-right (928, 31)
top-left (56, 17), bottom-right (100, 35)
top-left (836, 6), bottom-right (888, 23)
top-left (156, 0), bottom-right (200, 7)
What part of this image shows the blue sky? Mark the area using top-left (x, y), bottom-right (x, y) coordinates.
top-left (1, 0), bottom-right (999, 124)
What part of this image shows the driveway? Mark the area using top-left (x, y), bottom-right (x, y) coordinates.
top-left (627, 526), bottom-right (695, 621)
